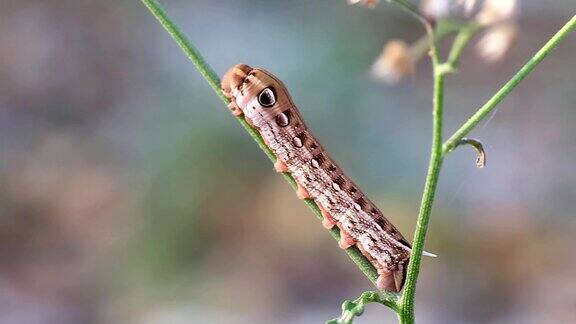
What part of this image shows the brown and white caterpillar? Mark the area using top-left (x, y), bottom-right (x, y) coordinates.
top-left (222, 64), bottom-right (420, 292)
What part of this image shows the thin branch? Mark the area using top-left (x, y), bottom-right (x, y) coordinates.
top-left (141, 0), bottom-right (397, 304)
top-left (451, 138), bottom-right (486, 168)
top-left (141, 0), bottom-right (223, 101)
top-left (327, 291), bottom-right (399, 324)
top-left (409, 20), bottom-right (465, 64)
top-left (442, 23), bottom-right (479, 73)
top-left (398, 28), bottom-right (445, 324)
top-left (387, 0), bottom-right (431, 28)
top-left (400, 13), bottom-right (576, 324)
top-left (443, 14), bottom-right (576, 155)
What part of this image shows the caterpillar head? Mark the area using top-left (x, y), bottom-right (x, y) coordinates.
top-left (222, 64), bottom-right (293, 128)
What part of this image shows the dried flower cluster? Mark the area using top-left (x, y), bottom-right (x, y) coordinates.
top-left (347, 0), bottom-right (519, 83)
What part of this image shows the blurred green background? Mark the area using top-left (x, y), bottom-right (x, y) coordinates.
top-left (0, 1), bottom-right (575, 323)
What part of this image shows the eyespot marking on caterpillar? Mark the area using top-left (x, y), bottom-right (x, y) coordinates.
top-left (333, 176), bottom-right (345, 188)
top-left (295, 131), bottom-right (307, 145)
top-left (311, 158), bottom-right (320, 168)
top-left (276, 111), bottom-right (290, 127)
top-left (292, 136), bottom-right (304, 148)
top-left (312, 153), bottom-right (325, 168)
top-left (355, 197), bottom-right (368, 210)
top-left (258, 87), bottom-right (276, 107)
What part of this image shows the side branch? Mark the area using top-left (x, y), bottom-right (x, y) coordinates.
top-left (327, 291), bottom-right (399, 324)
top-left (443, 14), bottom-right (576, 155)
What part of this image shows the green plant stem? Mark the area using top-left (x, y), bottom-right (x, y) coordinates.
top-left (397, 27), bottom-right (445, 323)
top-left (443, 14), bottom-right (576, 155)
top-left (409, 20), bottom-right (466, 64)
top-left (443, 23), bottom-right (478, 72)
top-left (388, 0), bottom-right (430, 28)
top-left (141, 0), bottom-right (398, 305)
top-left (398, 14), bottom-right (576, 324)
top-left (142, 0), bottom-right (223, 102)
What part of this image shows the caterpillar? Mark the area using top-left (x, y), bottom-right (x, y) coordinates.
top-left (222, 64), bottom-right (418, 292)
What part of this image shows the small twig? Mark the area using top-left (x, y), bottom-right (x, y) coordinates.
top-left (444, 23), bottom-right (479, 72)
top-left (451, 138), bottom-right (486, 168)
top-left (327, 291), bottom-right (399, 324)
top-left (409, 20), bottom-right (465, 63)
top-left (434, 22), bottom-right (480, 76)
top-left (387, 0), bottom-right (431, 29)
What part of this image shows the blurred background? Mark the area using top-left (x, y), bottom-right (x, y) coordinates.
top-left (0, 0), bottom-right (575, 323)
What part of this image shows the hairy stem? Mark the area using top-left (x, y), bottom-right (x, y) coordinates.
top-left (443, 14), bottom-right (576, 155)
top-left (141, 0), bottom-right (398, 305)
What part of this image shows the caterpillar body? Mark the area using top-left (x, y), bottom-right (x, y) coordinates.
top-left (222, 64), bottom-right (414, 292)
